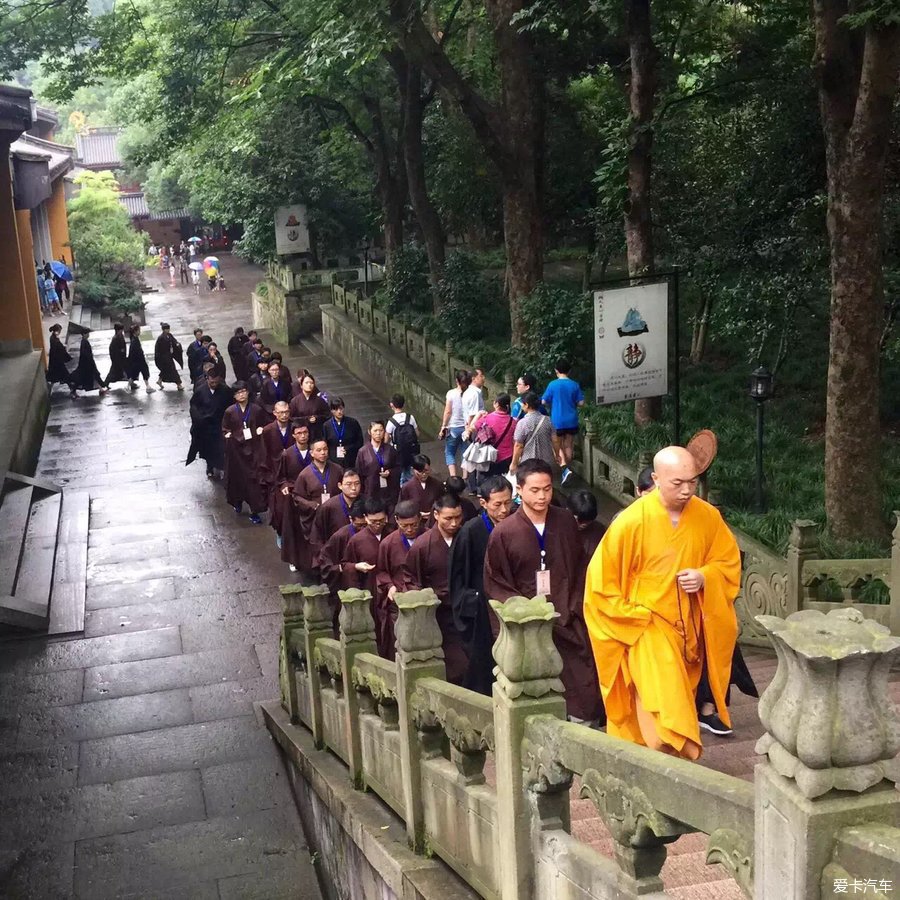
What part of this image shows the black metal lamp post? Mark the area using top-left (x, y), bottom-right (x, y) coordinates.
top-left (363, 237), bottom-right (370, 296)
top-left (749, 366), bottom-right (774, 513)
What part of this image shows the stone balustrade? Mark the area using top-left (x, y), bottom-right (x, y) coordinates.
top-left (269, 584), bottom-right (900, 900)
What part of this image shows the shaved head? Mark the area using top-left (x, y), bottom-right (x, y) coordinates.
top-left (652, 446), bottom-right (698, 512)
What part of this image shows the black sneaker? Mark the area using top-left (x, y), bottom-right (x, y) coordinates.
top-left (698, 713), bottom-right (733, 736)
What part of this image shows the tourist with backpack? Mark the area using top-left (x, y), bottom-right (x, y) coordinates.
top-left (386, 393), bottom-right (420, 486)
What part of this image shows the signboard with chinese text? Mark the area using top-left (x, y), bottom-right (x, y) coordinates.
top-left (593, 282), bottom-right (669, 405)
top-left (274, 205), bottom-right (310, 255)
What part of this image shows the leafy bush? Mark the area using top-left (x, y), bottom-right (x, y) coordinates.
top-left (518, 283), bottom-right (594, 382)
top-left (435, 251), bottom-right (503, 342)
top-left (376, 244), bottom-right (431, 317)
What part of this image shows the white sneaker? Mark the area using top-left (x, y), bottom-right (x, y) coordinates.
top-left (289, 564), bottom-right (298, 573)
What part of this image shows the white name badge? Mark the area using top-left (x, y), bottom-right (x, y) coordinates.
top-left (535, 568), bottom-right (551, 596)
top-left (379, 476), bottom-right (388, 489)
top-left (242, 426), bottom-right (252, 440)
top-left (321, 491), bottom-right (330, 503)
top-left (336, 445), bottom-right (346, 459)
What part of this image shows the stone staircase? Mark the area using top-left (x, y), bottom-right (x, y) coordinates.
top-left (0, 474), bottom-right (88, 636)
top-left (68, 303), bottom-right (113, 333)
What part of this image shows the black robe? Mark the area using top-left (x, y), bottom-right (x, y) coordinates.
top-left (104, 333), bottom-right (129, 385)
top-left (484, 505), bottom-right (604, 722)
top-left (71, 337), bottom-right (105, 391)
top-left (187, 382), bottom-right (233, 471)
top-left (207, 352), bottom-right (227, 380)
top-left (154, 333), bottom-right (183, 384)
top-left (323, 416), bottom-right (365, 469)
top-left (449, 514), bottom-right (495, 696)
top-left (258, 378), bottom-right (290, 416)
top-left (227, 334), bottom-right (249, 381)
top-left (221, 402), bottom-right (268, 512)
top-left (187, 340), bottom-right (207, 379)
top-left (126, 335), bottom-right (150, 381)
top-left (46, 335), bottom-right (73, 387)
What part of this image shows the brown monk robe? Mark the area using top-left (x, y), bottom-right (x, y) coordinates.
top-left (221, 383), bottom-right (269, 517)
top-left (269, 423), bottom-right (310, 538)
top-left (289, 372), bottom-right (330, 441)
top-left (375, 500), bottom-right (423, 660)
top-left (315, 501), bottom-right (367, 635)
top-left (281, 440), bottom-right (343, 573)
top-left (259, 403), bottom-right (294, 499)
top-left (344, 499), bottom-right (389, 603)
top-left (399, 454), bottom-right (443, 527)
top-left (484, 459), bottom-right (603, 723)
top-left (355, 421), bottom-right (401, 515)
top-left (403, 495), bottom-right (468, 684)
top-left (309, 469), bottom-right (362, 551)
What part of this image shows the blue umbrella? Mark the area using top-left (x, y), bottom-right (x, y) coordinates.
top-left (50, 261), bottom-right (73, 280)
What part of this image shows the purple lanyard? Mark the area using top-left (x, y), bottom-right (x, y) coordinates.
top-left (311, 464), bottom-right (330, 488)
top-left (534, 525), bottom-right (547, 569)
top-left (339, 494), bottom-right (349, 518)
top-left (373, 445), bottom-right (385, 468)
top-left (279, 427), bottom-right (291, 448)
top-left (294, 445), bottom-right (308, 465)
top-left (235, 404), bottom-right (250, 426)
top-left (401, 534), bottom-right (414, 551)
top-left (481, 511), bottom-right (494, 533)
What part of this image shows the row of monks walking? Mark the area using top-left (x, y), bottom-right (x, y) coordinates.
top-left (46, 321), bottom-right (189, 396)
top-left (187, 326), bottom-right (756, 761)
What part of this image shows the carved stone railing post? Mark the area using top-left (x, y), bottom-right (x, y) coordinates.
top-left (785, 519), bottom-right (818, 615)
top-left (582, 420), bottom-right (596, 489)
top-left (890, 512), bottom-right (900, 636)
top-left (301, 584), bottom-right (333, 748)
top-left (492, 596), bottom-right (568, 900)
top-left (753, 608), bottom-right (900, 900)
top-left (394, 589), bottom-right (447, 851)
top-left (279, 585), bottom-right (305, 723)
top-left (338, 588), bottom-right (377, 790)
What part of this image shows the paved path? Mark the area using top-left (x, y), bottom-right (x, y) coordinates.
top-left (0, 254), bottom-right (338, 899)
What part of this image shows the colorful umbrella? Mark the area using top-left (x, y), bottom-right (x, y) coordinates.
top-left (50, 261), bottom-right (73, 280)
top-left (203, 256), bottom-right (219, 266)
top-left (189, 262), bottom-right (204, 271)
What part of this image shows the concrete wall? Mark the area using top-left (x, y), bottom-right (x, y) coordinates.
top-left (254, 280), bottom-right (328, 346)
top-left (0, 351), bottom-right (49, 476)
top-left (321, 306), bottom-right (447, 435)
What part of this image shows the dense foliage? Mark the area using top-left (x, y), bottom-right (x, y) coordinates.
top-left (66, 171), bottom-right (145, 311)
top-left (4, 0), bottom-right (899, 547)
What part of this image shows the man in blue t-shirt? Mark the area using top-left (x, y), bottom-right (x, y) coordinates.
top-left (541, 358), bottom-right (584, 484)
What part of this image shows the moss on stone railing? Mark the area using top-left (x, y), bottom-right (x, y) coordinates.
top-left (275, 583), bottom-right (900, 900)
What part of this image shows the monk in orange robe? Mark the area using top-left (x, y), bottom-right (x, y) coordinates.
top-left (584, 446), bottom-right (741, 759)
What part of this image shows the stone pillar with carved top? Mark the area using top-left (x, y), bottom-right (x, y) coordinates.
top-left (338, 588), bottom-right (377, 789)
top-left (279, 584), bottom-right (305, 723)
top-left (301, 583), bottom-right (335, 747)
top-left (785, 519), bottom-right (819, 615)
top-left (492, 596), bottom-right (568, 900)
top-left (394, 588), bottom-right (447, 851)
top-left (754, 608), bottom-right (900, 900)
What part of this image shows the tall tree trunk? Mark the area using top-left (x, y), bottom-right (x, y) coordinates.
top-left (814, 3), bottom-right (900, 543)
top-left (364, 96), bottom-right (407, 274)
top-left (488, 0), bottom-right (544, 345)
top-left (387, 0), bottom-right (544, 344)
top-left (391, 55), bottom-right (446, 311)
top-left (624, 0), bottom-right (661, 426)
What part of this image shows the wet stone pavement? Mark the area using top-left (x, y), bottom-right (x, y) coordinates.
top-left (0, 254), bottom-right (365, 899)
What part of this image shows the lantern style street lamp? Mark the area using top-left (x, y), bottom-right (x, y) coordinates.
top-left (749, 366), bottom-right (774, 513)
top-left (363, 237), bottom-right (371, 296)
